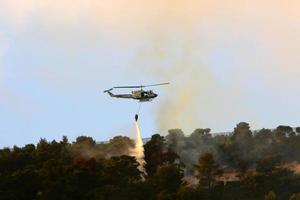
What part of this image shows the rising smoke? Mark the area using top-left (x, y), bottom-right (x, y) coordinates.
top-left (1, 1), bottom-right (300, 162)
top-left (134, 31), bottom-right (253, 133)
top-left (130, 1), bottom-right (300, 133)
top-left (1, 1), bottom-right (300, 132)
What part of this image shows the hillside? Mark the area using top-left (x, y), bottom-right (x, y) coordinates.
top-left (1, 122), bottom-right (300, 200)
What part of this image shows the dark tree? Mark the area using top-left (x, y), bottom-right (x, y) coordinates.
top-left (154, 164), bottom-right (184, 193)
top-left (195, 152), bottom-right (222, 190)
top-left (144, 134), bottom-right (179, 177)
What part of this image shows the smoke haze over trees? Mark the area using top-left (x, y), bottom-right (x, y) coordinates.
top-left (166, 122), bottom-right (300, 174)
top-left (1, 122), bottom-right (300, 199)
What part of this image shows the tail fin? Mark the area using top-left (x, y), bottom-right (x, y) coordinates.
top-left (104, 88), bottom-right (115, 97)
top-left (104, 88), bottom-right (113, 93)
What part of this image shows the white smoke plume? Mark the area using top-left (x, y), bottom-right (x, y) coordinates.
top-left (1, 0), bottom-right (300, 132)
top-left (130, 121), bottom-right (147, 177)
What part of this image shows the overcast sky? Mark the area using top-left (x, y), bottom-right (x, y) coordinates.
top-left (0, 0), bottom-right (300, 147)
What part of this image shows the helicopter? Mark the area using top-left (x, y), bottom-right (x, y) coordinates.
top-left (104, 82), bottom-right (169, 102)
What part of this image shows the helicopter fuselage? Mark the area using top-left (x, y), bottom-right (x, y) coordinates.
top-left (104, 82), bottom-right (168, 102)
top-left (105, 89), bottom-right (158, 102)
top-left (131, 90), bottom-right (158, 101)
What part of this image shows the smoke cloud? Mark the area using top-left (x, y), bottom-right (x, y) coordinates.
top-left (1, 1), bottom-right (300, 132)
top-left (130, 0), bottom-right (300, 132)
top-left (71, 135), bottom-right (135, 160)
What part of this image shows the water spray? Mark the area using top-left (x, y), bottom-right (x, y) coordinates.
top-left (130, 119), bottom-right (147, 179)
top-left (134, 121), bottom-right (146, 174)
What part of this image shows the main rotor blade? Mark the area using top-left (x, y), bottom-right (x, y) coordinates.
top-left (114, 86), bottom-right (142, 89)
top-left (142, 82), bottom-right (170, 87)
top-left (113, 82), bottom-right (169, 89)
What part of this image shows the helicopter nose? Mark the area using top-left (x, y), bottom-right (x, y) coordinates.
top-left (154, 93), bottom-right (158, 97)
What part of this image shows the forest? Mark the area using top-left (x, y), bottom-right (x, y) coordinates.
top-left (1, 122), bottom-right (300, 200)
